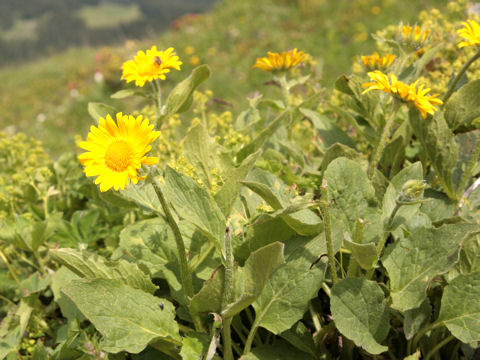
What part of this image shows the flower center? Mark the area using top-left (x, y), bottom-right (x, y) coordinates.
top-left (104, 140), bottom-right (133, 172)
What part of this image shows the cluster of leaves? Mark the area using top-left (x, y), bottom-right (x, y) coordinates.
top-left (2, 2), bottom-right (480, 360)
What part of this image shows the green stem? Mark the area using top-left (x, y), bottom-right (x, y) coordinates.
top-left (456, 139), bottom-right (480, 201)
top-left (424, 335), bottom-right (455, 360)
top-left (442, 48), bottom-right (480, 104)
top-left (320, 180), bottom-right (338, 285)
top-left (278, 74), bottom-right (291, 107)
top-left (321, 282), bottom-right (332, 298)
top-left (348, 218), bottom-right (364, 277)
top-left (0, 249), bottom-right (23, 290)
top-left (244, 319), bottom-right (260, 355)
top-left (152, 180), bottom-right (204, 332)
top-left (412, 322), bottom-right (442, 351)
top-left (368, 101), bottom-right (401, 179)
top-left (221, 228), bottom-right (235, 360)
top-left (309, 302), bottom-right (322, 333)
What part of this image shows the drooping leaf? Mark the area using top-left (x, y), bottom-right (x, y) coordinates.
top-left (50, 266), bottom-right (84, 321)
top-left (437, 272), bottom-right (480, 343)
top-left (120, 183), bottom-right (162, 213)
top-left (404, 299), bottom-right (431, 340)
top-left (190, 268), bottom-right (224, 314)
top-left (279, 322), bottom-right (318, 358)
top-left (223, 242), bottom-right (285, 317)
top-left (180, 333), bottom-right (210, 360)
top-left (383, 223), bottom-right (479, 311)
top-left (343, 234), bottom-right (377, 270)
top-left (87, 102), bottom-right (117, 122)
top-left (331, 278), bottom-right (389, 355)
top-left (50, 248), bottom-right (157, 294)
top-left (164, 65), bottom-right (210, 119)
top-left (62, 279), bottom-right (181, 354)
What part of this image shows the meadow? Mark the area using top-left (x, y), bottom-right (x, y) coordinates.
top-left (2, 0), bottom-right (480, 359)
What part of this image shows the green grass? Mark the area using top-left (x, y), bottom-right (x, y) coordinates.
top-left (0, 0), bottom-right (449, 157)
top-left (76, 3), bottom-right (142, 29)
top-left (1, 18), bottom-right (38, 41)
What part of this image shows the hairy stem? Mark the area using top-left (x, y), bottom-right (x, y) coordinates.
top-left (221, 228), bottom-right (235, 360)
top-left (320, 179), bottom-right (338, 285)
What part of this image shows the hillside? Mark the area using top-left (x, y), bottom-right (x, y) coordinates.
top-left (0, 0), bottom-right (448, 156)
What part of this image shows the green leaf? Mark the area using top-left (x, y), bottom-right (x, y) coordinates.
top-left (223, 242), bottom-right (285, 317)
top-left (319, 143), bottom-right (363, 177)
top-left (190, 268), bottom-right (224, 314)
top-left (50, 248), bottom-right (157, 294)
top-left (420, 189), bottom-right (456, 222)
top-left (383, 223), bottom-right (479, 311)
top-left (62, 279), bottom-right (181, 354)
top-left (324, 157), bottom-right (382, 245)
top-left (444, 80), bottom-right (480, 130)
top-left (279, 322), bottom-right (318, 358)
top-left (180, 333), bottom-right (209, 360)
top-left (404, 299), bottom-right (431, 340)
top-left (252, 236), bottom-right (326, 334)
top-left (111, 89), bottom-right (139, 99)
top-left (243, 169), bottom-right (322, 236)
top-left (409, 109), bottom-right (459, 199)
top-left (239, 340), bottom-right (315, 360)
top-left (120, 183), bottom-right (161, 213)
top-left (0, 299), bottom-right (33, 359)
top-left (164, 167), bottom-right (226, 254)
top-left (331, 278), bottom-right (389, 355)
top-left (87, 102), bottom-right (117, 122)
top-left (300, 108), bottom-right (356, 149)
top-left (164, 65), bottom-right (210, 119)
top-left (343, 233), bottom-right (377, 270)
top-left (382, 162), bottom-right (423, 230)
top-left (50, 266), bottom-right (84, 321)
top-left (437, 272), bottom-right (480, 343)
top-left (448, 235), bottom-right (480, 280)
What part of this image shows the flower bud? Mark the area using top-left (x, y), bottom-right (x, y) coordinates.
top-left (399, 179), bottom-right (427, 202)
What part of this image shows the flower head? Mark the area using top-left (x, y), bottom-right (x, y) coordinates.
top-left (253, 48), bottom-right (308, 72)
top-left (457, 20), bottom-right (480, 48)
top-left (121, 46), bottom-right (182, 87)
top-left (361, 52), bottom-right (396, 71)
top-left (362, 71), bottom-right (442, 118)
top-left (78, 113), bottom-right (160, 192)
top-left (397, 25), bottom-right (429, 51)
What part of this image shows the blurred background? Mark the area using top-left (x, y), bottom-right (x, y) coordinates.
top-left (0, 0), bottom-right (448, 155)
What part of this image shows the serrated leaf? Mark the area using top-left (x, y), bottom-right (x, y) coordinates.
top-left (324, 157), bottom-right (382, 245)
top-left (331, 278), bottom-right (389, 355)
top-left (62, 279), bottom-right (181, 354)
top-left (239, 340), bottom-right (315, 360)
top-left (383, 223), bottom-right (479, 311)
top-left (437, 272), bottom-right (480, 343)
top-left (87, 102), bottom-right (117, 122)
top-left (50, 248), bottom-right (157, 294)
top-left (223, 242), bottom-right (285, 317)
top-left (252, 236), bottom-right (326, 334)
top-left (164, 65), bottom-right (210, 119)
top-left (444, 80), bottom-right (480, 130)
top-left (164, 167), bottom-right (226, 254)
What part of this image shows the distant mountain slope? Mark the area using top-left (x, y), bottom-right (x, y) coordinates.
top-left (0, 0), bottom-right (217, 65)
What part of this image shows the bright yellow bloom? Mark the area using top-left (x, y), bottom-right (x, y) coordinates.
top-left (398, 25), bottom-right (429, 43)
top-left (457, 20), bottom-right (480, 48)
top-left (78, 113), bottom-right (160, 192)
top-left (121, 46), bottom-right (182, 87)
top-left (253, 48), bottom-right (308, 72)
top-left (362, 71), bottom-right (442, 118)
top-left (361, 52), bottom-right (396, 70)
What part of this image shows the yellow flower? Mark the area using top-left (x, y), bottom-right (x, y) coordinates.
top-left (457, 20), bottom-right (480, 48)
top-left (78, 113), bottom-right (160, 192)
top-left (185, 45), bottom-right (195, 55)
top-left (397, 25), bottom-right (429, 51)
top-left (121, 46), bottom-right (182, 87)
top-left (362, 71), bottom-right (442, 118)
top-left (253, 48), bottom-right (308, 72)
top-left (190, 55), bottom-right (200, 66)
top-left (361, 52), bottom-right (396, 70)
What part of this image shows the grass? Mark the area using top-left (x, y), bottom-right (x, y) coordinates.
top-left (76, 3), bottom-right (142, 29)
top-left (1, 18), bottom-right (38, 41)
top-left (0, 0), bottom-right (449, 157)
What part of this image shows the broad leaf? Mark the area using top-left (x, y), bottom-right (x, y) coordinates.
top-left (120, 183), bottom-right (161, 213)
top-left (190, 268), bottom-right (224, 314)
top-left (437, 272), bottom-right (480, 343)
top-left (448, 235), bottom-right (480, 280)
top-left (164, 65), bottom-right (210, 119)
top-left (404, 299), bottom-right (431, 340)
top-left (50, 248), bottom-right (157, 294)
top-left (444, 80), bottom-right (480, 130)
top-left (331, 278), bottom-right (389, 355)
top-left (180, 333), bottom-right (210, 360)
top-left (252, 236), bottom-right (326, 334)
top-left (239, 340), bottom-right (315, 360)
top-left (383, 223), bottom-right (479, 311)
top-left (343, 234), bottom-right (377, 270)
top-left (87, 102), bottom-right (117, 122)
top-left (62, 279), bottom-right (181, 354)
top-left (223, 242), bottom-right (285, 317)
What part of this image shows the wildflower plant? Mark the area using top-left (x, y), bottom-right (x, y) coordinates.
top-left (4, 5), bottom-right (480, 360)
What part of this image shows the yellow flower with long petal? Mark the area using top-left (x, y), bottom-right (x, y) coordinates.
top-left (397, 24), bottom-right (429, 52)
top-left (78, 113), bottom-right (160, 192)
top-left (253, 48), bottom-right (308, 72)
top-left (362, 71), bottom-right (442, 118)
top-left (457, 20), bottom-right (480, 48)
top-left (121, 46), bottom-right (182, 87)
top-left (361, 52), bottom-right (396, 71)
